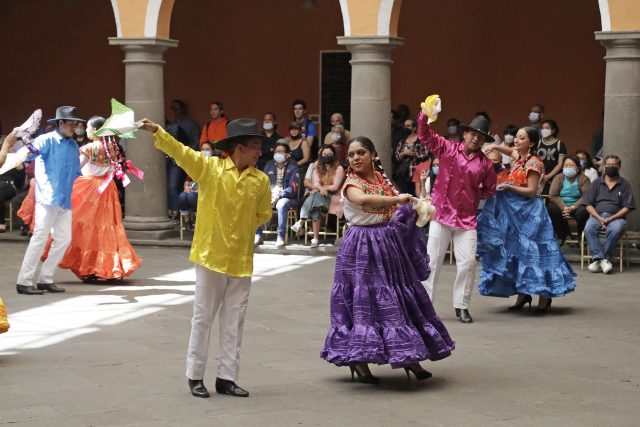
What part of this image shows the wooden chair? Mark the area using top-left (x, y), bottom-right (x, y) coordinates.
top-left (3, 200), bottom-right (13, 232)
top-left (302, 213), bottom-right (344, 245)
top-left (580, 230), bottom-right (628, 272)
top-left (262, 208), bottom-right (298, 244)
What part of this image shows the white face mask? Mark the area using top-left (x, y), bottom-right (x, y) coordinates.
top-left (528, 112), bottom-right (540, 123)
top-left (263, 122), bottom-right (274, 131)
top-left (504, 134), bottom-right (515, 144)
top-left (273, 152), bottom-right (286, 163)
top-left (540, 128), bottom-right (553, 138)
top-left (202, 151), bottom-right (212, 158)
top-left (74, 128), bottom-right (85, 136)
top-left (331, 133), bottom-right (341, 141)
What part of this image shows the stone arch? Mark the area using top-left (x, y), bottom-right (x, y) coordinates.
top-left (110, 0), bottom-right (175, 38)
top-left (339, 0), bottom-right (403, 37)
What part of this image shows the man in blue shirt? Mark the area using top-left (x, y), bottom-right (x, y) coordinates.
top-left (292, 99), bottom-right (317, 161)
top-left (15, 106), bottom-right (83, 295)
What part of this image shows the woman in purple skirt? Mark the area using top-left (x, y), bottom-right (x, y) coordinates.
top-left (320, 136), bottom-right (455, 383)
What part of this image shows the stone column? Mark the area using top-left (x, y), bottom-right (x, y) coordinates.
top-left (337, 36), bottom-right (404, 171)
top-left (109, 37), bottom-right (179, 239)
top-left (595, 31), bottom-right (640, 230)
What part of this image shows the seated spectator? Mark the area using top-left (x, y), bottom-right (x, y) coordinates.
top-left (177, 142), bottom-right (213, 231)
top-left (258, 112), bottom-right (282, 171)
top-left (73, 121), bottom-right (89, 147)
top-left (501, 124), bottom-right (518, 167)
top-left (199, 101), bottom-right (228, 148)
top-left (256, 141), bottom-right (300, 248)
top-left (475, 111), bottom-right (501, 144)
top-left (415, 156), bottom-right (439, 200)
top-left (287, 122), bottom-right (311, 170)
top-left (446, 118), bottom-right (462, 142)
top-left (394, 118), bottom-right (429, 194)
top-left (327, 124), bottom-right (348, 164)
top-left (547, 155), bottom-right (591, 244)
top-left (584, 155), bottom-right (636, 274)
top-left (0, 130), bottom-right (27, 233)
top-left (323, 113), bottom-right (351, 146)
top-left (292, 99), bottom-right (317, 160)
top-left (576, 150), bottom-right (598, 182)
top-left (291, 145), bottom-right (345, 247)
top-left (528, 103), bottom-right (545, 129)
top-left (486, 150), bottom-right (509, 182)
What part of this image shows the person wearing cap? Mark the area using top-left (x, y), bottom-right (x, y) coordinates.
top-left (14, 106), bottom-right (84, 295)
top-left (138, 117), bottom-right (271, 399)
top-left (417, 99), bottom-right (497, 323)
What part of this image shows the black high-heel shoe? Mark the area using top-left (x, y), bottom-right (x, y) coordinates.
top-left (349, 364), bottom-right (379, 384)
top-left (404, 365), bottom-right (432, 381)
top-left (535, 298), bottom-right (552, 314)
top-left (508, 294), bottom-right (532, 311)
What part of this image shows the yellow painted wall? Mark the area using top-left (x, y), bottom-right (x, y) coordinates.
top-left (116, 0), bottom-right (147, 37)
top-left (157, 0), bottom-right (175, 38)
top-left (348, 0), bottom-right (381, 35)
top-left (389, 0), bottom-right (402, 37)
top-left (609, 0), bottom-right (640, 31)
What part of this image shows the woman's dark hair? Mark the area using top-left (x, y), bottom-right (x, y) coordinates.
top-left (318, 144), bottom-right (337, 158)
top-left (200, 141), bottom-right (214, 151)
top-left (316, 144), bottom-right (339, 184)
top-left (475, 111), bottom-right (491, 125)
top-left (275, 141), bottom-right (291, 153)
top-left (563, 154), bottom-right (582, 171)
top-left (211, 101), bottom-right (225, 117)
top-left (504, 124), bottom-right (518, 136)
top-left (87, 115), bottom-right (106, 130)
top-left (348, 136), bottom-right (398, 195)
top-left (292, 99), bottom-right (306, 110)
top-left (521, 126), bottom-right (540, 155)
top-left (541, 119), bottom-right (559, 136)
top-left (447, 118), bottom-right (460, 127)
top-left (575, 150), bottom-right (594, 170)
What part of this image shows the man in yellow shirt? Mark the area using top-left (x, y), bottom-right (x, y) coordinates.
top-left (139, 117), bottom-right (272, 398)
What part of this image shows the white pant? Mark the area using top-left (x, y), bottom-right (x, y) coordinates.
top-left (423, 221), bottom-right (478, 309)
top-left (186, 265), bottom-right (252, 382)
top-left (17, 204), bottom-right (72, 287)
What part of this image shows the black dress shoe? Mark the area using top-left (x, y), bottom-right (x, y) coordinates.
top-left (215, 377), bottom-right (249, 397)
top-left (37, 283), bottom-right (65, 293)
top-left (455, 308), bottom-right (473, 323)
top-left (188, 379), bottom-right (210, 398)
top-left (16, 284), bottom-right (44, 295)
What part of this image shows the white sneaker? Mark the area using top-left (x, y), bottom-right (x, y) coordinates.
top-left (600, 259), bottom-right (613, 274)
top-left (587, 260), bottom-right (601, 273)
top-left (276, 237), bottom-right (286, 248)
top-left (291, 220), bottom-right (302, 234)
top-left (254, 234), bottom-right (263, 247)
top-left (310, 239), bottom-right (319, 248)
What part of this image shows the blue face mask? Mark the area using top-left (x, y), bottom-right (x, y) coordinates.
top-left (579, 159), bottom-right (586, 169)
top-left (273, 152), bottom-right (286, 163)
top-left (563, 167), bottom-right (577, 178)
top-left (431, 166), bottom-right (439, 176)
top-left (202, 151), bottom-right (212, 158)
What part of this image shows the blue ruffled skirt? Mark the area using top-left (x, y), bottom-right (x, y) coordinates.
top-left (477, 192), bottom-right (576, 298)
top-left (320, 204), bottom-right (455, 368)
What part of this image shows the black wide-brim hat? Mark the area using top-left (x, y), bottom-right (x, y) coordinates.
top-left (214, 118), bottom-right (272, 151)
top-left (459, 115), bottom-right (495, 142)
top-left (47, 106), bottom-right (85, 125)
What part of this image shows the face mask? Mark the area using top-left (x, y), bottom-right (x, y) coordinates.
top-left (322, 155), bottom-right (335, 164)
top-left (504, 134), bottom-right (515, 144)
top-left (273, 152), bottom-right (286, 163)
top-left (540, 128), bottom-right (553, 138)
top-left (74, 128), bottom-right (85, 136)
top-left (493, 163), bottom-right (503, 173)
top-left (563, 167), bottom-right (577, 178)
top-left (604, 165), bottom-right (619, 177)
top-left (202, 151), bottom-right (212, 158)
top-left (447, 126), bottom-right (458, 135)
top-left (431, 166), bottom-right (439, 176)
top-left (528, 112), bottom-right (540, 123)
top-left (579, 159), bottom-right (586, 169)
top-left (263, 122), bottom-right (274, 131)
top-left (331, 133), bottom-right (341, 142)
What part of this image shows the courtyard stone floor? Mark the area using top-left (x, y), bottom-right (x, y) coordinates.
top-left (0, 241), bottom-right (638, 426)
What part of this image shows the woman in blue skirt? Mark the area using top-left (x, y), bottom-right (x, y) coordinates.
top-left (479, 127), bottom-right (576, 313)
top-left (320, 136), bottom-right (454, 383)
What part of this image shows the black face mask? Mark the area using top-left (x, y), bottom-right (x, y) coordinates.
top-left (604, 165), bottom-right (619, 177)
top-left (322, 155), bottom-right (335, 164)
top-left (493, 163), bottom-right (503, 173)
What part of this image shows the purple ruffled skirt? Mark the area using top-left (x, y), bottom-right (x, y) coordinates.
top-left (320, 204), bottom-right (455, 368)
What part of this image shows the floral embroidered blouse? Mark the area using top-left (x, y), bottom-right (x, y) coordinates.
top-left (500, 154), bottom-right (545, 187)
top-left (342, 171), bottom-right (396, 225)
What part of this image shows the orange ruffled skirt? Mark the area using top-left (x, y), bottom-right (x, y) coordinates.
top-left (59, 175), bottom-right (142, 280)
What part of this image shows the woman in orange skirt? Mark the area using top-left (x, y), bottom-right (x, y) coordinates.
top-left (41, 115), bottom-right (141, 283)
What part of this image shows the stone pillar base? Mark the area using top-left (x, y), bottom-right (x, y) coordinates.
top-left (123, 216), bottom-right (178, 240)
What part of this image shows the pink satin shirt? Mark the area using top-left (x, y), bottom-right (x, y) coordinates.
top-left (417, 112), bottom-right (496, 230)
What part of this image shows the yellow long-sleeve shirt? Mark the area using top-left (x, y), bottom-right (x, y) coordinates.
top-left (153, 127), bottom-right (272, 277)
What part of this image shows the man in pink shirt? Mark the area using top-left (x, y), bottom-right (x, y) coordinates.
top-left (417, 112), bottom-right (497, 323)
